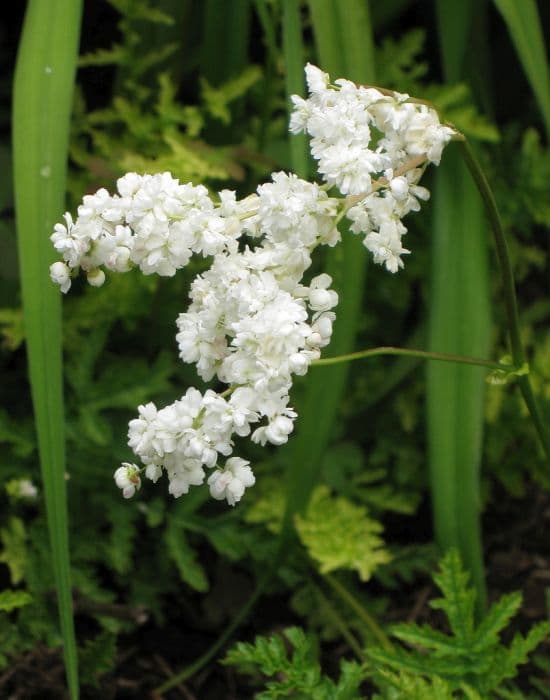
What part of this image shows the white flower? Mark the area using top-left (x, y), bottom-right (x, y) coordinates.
top-left (308, 273), bottom-right (338, 312)
top-left (86, 268), bottom-right (105, 287)
top-left (114, 463), bottom-right (142, 498)
top-left (14, 479), bottom-right (38, 499)
top-left (305, 63), bottom-right (330, 93)
top-left (50, 261), bottom-right (71, 293)
top-left (207, 457), bottom-right (255, 506)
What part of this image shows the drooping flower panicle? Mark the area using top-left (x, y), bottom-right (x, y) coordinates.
top-left (50, 65), bottom-right (455, 505)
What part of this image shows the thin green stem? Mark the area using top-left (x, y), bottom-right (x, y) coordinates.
top-left (459, 140), bottom-right (550, 466)
top-left (323, 573), bottom-right (393, 652)
top-left (309, 580), bottom-right (365, 660)
top-left (313, 346), bottom-right (514, 372)
top-left (155, 575), bottom-right (268, 694)
top-left (458, 141), bottom-right (523, 363)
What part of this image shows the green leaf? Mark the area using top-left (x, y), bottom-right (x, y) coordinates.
top-left (0, 517), bottom-right (28, 586)
top-left (200, 66), bottom-right (261, 124)
top-left (295, 486), bottom-right (391, 581)
top-left (0, 590), bottom-right (33, 613)
top-left (79, 631), bottom-right (117, 688)
top-left (13, 2), bottom-right (83, 695)
top-left (367, 550), bottom-right (548, 696)
top-left (482, 621), bottom-right (550, 691)
top-left (430, 550), bottom-right (476, 645)
top-left (427, 146), bottom-right (491, 611)
top-left (494, 0), bottom-right (550, 138)
top-left (224, 626), bottom-right (366, 699)
top-left (164, 520), bottom-right (209, 592)
top-left (472, 591), bottom-right (522, 652)
top-left (0, 308), bottom-right (25, 350)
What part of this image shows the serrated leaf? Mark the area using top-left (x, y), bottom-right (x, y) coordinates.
top-left (472, 591), bottom-right (522, 652)
top-left (390, 622), bottom-right (467, 657)
top-left (431, 550), bottom-right (476, 645)
top-left (482, 621), bottom-right (550, 691)
top-left (201, 65), bottom-right (262, 124)
top-left (104, 503), bottom-right (139, 575)
top-left (79, 631), bottom-right (117, 688)
top-left (0, 590), bottom-right (33, 612)
top-left (0, 308), bottom-right (25, 350)
top-left (373, 668), bottom-right (457, 699)
top-left (164, 520), bottom-right (208, 592)
top-left (0, 517), bottom-right (27, 585)
top-left (295, 486), bottom-right (391, 581)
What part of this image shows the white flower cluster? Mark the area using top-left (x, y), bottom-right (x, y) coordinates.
top-left (106, 172), bottom-right (338, 505)
top-left (51, 65), bottom-right (454, 506)
top-left (49, 172), bottom-right (244, 292)
top-left (290, 64), bottom-right (455, 272)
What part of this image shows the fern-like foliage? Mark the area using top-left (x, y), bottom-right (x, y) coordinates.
top-left (224, 626), bottom-right (365, 700)
top-left (295, 486), bottom-right (391, 581)
top-left (368, 550), bottom-right (550, 697)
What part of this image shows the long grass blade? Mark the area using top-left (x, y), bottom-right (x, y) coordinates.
top-left (427, 148), bottom-right (491, 611)
top-left (282, 1), bottom-right (375, 530)
top-left (435, 0), bottom-right (475, 82)
top-left (429, 2), bottom-right (492, 612)
top-left (200, 0), bottom-right (251, 84)
top-left (493, 0), bottom-right (550, 138)
top-left (13, 1), bottom-right (82, 696)
top-left (282, 0), bottom-right (309, 177)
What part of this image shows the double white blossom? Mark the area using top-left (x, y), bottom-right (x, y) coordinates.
top-left (51, 65), bottom-right (455, 506)
top-left (291, 64), bottom-right (454, 273)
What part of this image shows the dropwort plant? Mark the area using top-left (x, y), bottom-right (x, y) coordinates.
top-left (50, 63), bottom-right (548, 507)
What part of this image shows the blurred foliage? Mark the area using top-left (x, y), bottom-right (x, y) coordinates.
top-left (1, 0), bottom-right (549, 695)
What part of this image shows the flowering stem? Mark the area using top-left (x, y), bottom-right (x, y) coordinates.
top-left (458, 139), bottom-right (550, 466)
top-left (314, 346), bottom-right (514, 373)
top-left (344, 154), bottom-right (428, 210)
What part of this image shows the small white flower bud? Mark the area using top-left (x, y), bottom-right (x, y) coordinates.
top-left (264, 415), bottom-right (294, 445)
top-left (87, 268), bottom-right (105, 287)
top-left (50, 261), bottom-right (71, 293)
top-left (390, 176), bottom-right (409, 200)
top-left (289, 352), bottom-right (309, 375)
top-left (114, 462), bottom-right (141, 499)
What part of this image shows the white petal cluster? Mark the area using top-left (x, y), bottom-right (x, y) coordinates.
top-left (291, 64), bottom-right (454, 272)
top-left (52, 64), bottom-right (456, 506)
top-left (128, 173), bottom-right (338, 503)
top-left (50, 172), bottom-right (244, 292)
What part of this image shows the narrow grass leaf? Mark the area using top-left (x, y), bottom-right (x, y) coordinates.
top-left (200, 0), bottom-right (251, 84)
top-left (13, 1), bottom-right (82, 697)
top-left (282, 0), bottom-right (309, 177)
top-left (427, 147), bottom-right (491, 612)
top-left (435, 0), bottom-right (476, 83)
top-left (493, 0), bottom-right (550, 138)
top-left (429, 6), bottom-right (492, 612)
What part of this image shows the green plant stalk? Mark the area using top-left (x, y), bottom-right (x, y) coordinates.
top-left (459, 139), bottom-right (550, 465)
top-left (324, 573), bottom-right (393, 652)
top-left (155, 572), bottom-right (270, 693)
top-left (314, 346), bottom-right (513, 372)
top-left (12, 1), bottom-right (83, 698)
top-left (310, 580), bottom-right (365, 660)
